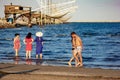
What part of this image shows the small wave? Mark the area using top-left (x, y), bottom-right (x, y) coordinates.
top-left (1, 57), bottom-right (14, 60)
top-left (103, 57), bottom-right (120, 62)
top-left (43, 51), bottom-right (53, 55)
top-left (88, 64), bottom-right (120, 69)
top-left (43, 39), bottom-right (53, 42)
top-left (96, 37), bottom-right (109, 40)
top-left (44, 35), bottom-right (52, 37)
top-left (0, 42), bottom-right (11, 46)
top-left (0, 42), bottom-right (4, 45)
top-left (0, 38), bottom-right (13, 41)
top-left (86, 44), bottom-right (96, 47)
top-left (113, 55), bottom-right (120, 58)
top-left (83, 57), bottom-right (96, 62)
top-left (106, 41), bottom-right (120, 44)
top-left (55, 34), bottom-right (67, 37)
top-left (1, 52), bottom-right (15, 57)
top-left (82, 32), bottom-right (99, 37)
top-left (42, 58), bottom-right (68, 62)
top-left (106, 32), bottom-right (120, 37)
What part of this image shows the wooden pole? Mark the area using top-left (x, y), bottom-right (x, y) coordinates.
top-left (13, 13), bottom-right (16, 24)
top-left (48, 0), bottom-right (52, 24)
top-left (40, 0), bottom-right (43, 26)
top-left (44, 0), bottom-right (46, 25)
top-left (29, 7), bottom-right (31, 24)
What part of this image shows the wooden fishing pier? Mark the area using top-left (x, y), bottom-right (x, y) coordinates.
top-left (0, 0), bottom-right (77, 28)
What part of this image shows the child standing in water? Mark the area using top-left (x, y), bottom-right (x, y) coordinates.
top-left (23, 32), bottom-right (34, 60)
top-left (35, 32), bottom-right (43, 59)
top-left (13, 33), bottom-right (21, 57)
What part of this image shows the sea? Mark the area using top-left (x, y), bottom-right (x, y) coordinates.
top-left (0, 22), bottom-right (120, 70)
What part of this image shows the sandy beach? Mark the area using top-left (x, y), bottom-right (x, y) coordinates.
top-left (0, 63), bottom-right (120, 80)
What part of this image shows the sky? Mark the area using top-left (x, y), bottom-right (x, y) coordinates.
top-left (0, 0), bottom-right (120, 22)
top-left (71, 0), bottom-right (120, 22)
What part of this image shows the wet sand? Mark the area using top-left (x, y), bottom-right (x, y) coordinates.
top-left (0, 63), bottom-right (120, 80)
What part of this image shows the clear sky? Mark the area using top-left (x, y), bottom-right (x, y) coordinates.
top-left (0, 0), bottom-right (120, 22)
top-left (71, 0), bottom-right (120, 22)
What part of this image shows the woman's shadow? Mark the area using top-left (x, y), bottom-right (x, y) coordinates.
top-left (36, 59), bottom-right (43, 65)
top-left (14, 56), bottom-right (20, 64)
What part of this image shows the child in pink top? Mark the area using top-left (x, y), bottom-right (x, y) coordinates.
top-left (13, 33), bottom-right (21, 57)
top-left (23, 32), bottom-right (33, 59)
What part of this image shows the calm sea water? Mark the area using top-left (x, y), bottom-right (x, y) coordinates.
top-left (0, 22), bottom-right (120, 69)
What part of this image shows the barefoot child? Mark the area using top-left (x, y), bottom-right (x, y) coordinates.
top-left (13, 33), bottom-right (21, 57)
top-left (23, 32), bottom-right (34, 60)
top-left (35, 32), bottom-right (43, 59)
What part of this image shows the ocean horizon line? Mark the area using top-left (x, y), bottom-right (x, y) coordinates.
top-left (68, 21), bottom-right (120, 23)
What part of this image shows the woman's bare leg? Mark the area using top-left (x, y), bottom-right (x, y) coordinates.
top-left (28, 51), bottom-right (31, 59)
top-left (40, 54), bottom-right (42, 59)
top-left (73, 50), bottom-right (79, 67)
top-left (36, 54), bottom-right (38, 59)
top-left (68, 56), bottom-right (74, 67)
top-left (78, 52), bottom-right (83, 66)
top-left (15, 49), bottom-right (19, 57)
top-left (26, 51), bottom-right (29, 59)
top-left (77, 50), bottom-right (83, 67)
top-left (68, 50), bottom-right (75, 67)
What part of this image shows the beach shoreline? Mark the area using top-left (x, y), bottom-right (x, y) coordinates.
top-left (0, 63), bottom-right (120, 80)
